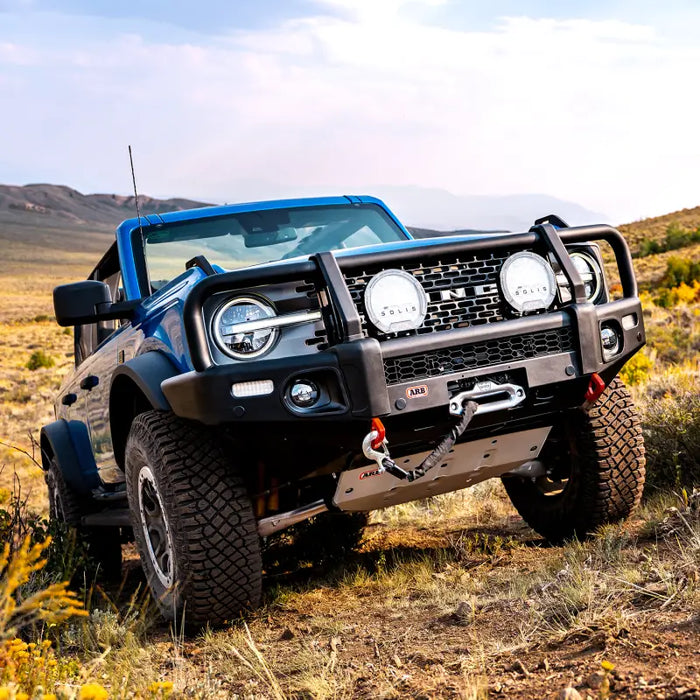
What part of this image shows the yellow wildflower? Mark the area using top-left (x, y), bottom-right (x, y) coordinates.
top-left (0, 689), bottom-right (11, 700)
top-left (601, 659), bottom-right (615, 672)
top-left (149, 680), bottom-right (174, 695)
top-left (79, 683), bottom-right (110, 700)
top-left (43, 695), bottom-right (58, 700)
top-left (17, 693), bottom-right (29, 700)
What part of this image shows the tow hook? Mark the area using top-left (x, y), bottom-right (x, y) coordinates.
top-left (584, 372), bottom-right (607, 404)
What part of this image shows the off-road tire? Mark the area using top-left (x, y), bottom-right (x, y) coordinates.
top-left (45, 458), bottom-right (122, 580)
top-left (502, 377), bottom-right (646, 543)
top-left (125, 411), bottom-right (262, 627)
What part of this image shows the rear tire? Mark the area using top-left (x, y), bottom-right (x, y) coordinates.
top-left (502, 377), bottom-right (646, 543)
top-left (125, 411), bottom-right (262, 627)
top-left (45, 459), bottom-right (122, 580)
top-left (290, 511), bottom-right (368, 563)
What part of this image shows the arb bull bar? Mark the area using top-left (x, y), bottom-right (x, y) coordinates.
top-left (163, 220), bottom-right (644, 427)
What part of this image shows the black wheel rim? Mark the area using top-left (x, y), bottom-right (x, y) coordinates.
top-left (137, 465), bottom-right (174, 587)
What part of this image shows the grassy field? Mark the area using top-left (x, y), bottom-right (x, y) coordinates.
top-left (0, 203), bottom-right (698, 698)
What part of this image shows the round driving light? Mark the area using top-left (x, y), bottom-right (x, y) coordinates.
top-left (213, 296), bottom-right (278, 360)
top-left (289, 380), bottom-right (319, 408)
top-left (600, 323), bottom-right (621, 361)
top-left (364, 269), bottom-right (428, 334)
top-left (570, 251), bottom-right (602, 301)
top-left (499, 252), bottom-right (556, 314)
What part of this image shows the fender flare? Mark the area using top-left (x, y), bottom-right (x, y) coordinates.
top-left (40, 420), bottom-right (100, 495)
top-left (109, 352), bottom-right (180, 468)
top-left (110, 352), bottom-right (180, 412)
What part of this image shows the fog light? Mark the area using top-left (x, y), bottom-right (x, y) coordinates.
top-left (600, 323), bottom-right (621, 361)
top-left (289, 380), bottom-right (319, 408)
top-left (231, 380), bottom-right (274, 398)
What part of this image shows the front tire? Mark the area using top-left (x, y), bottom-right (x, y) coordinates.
top-left (125, 411), bottom-right (262, 626)
top-left (502, 377), bottom-right (646, 543)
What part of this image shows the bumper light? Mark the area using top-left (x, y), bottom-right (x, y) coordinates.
top-left (232, 380), bottom-right (274, 398)
top-left (601, 323), bottom-right (622, 361)
top-left (289, 380), bottom-right (320, 408)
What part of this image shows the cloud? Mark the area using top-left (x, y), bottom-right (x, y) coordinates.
top-left (0, 5), bottom-right (698, 221)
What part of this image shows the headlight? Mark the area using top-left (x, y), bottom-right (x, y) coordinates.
top-left (570, 251), bottom-right (602, 302)
top-left (213, 296), bottom-right (278, 360)
top-left (499, 252), bottom-right (556, 314)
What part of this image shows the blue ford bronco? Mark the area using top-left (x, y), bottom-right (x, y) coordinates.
top-left (41, 196), bottom-right (646, 625)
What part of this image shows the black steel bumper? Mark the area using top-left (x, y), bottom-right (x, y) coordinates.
top-left (161, 222), bottom-right (645, 427)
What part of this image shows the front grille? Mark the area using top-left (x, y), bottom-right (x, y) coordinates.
top-left (383, 327), bottom-right (575, 385)
top-left (344, 251), bottom-right (510, 338)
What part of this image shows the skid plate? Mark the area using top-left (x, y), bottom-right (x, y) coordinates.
top-left (333, 426), bottom-right (551, 512)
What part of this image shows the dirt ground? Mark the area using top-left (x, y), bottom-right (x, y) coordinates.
top-left (96, 490), bottom-right (700, 699)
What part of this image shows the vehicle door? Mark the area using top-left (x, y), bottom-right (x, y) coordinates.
top-left (80, 247), bottom-right (131, 484)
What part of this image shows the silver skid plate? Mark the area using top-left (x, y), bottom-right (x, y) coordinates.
top-left (333, 426), bottom-right (552, 512)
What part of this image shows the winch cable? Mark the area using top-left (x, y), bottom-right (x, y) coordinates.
top-left (366, 400), bottom-right (479, 483)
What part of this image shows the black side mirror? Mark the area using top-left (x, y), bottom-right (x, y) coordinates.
top-left (53, 281), bottom-right (139, 327)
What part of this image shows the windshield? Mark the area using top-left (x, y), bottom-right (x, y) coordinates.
top-left (142, 203), bottom-right (408, 288)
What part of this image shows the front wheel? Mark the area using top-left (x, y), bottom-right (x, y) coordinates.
top-left (502, 377), bottom-right (646, 543)
top-left (125, 412), bottom-right (262, 627)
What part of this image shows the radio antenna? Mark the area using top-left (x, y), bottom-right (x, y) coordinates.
top-left (128, 145), bottom-right (145, 248)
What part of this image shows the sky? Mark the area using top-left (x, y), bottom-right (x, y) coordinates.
top-left (1, 0), bottom-right (699, 224)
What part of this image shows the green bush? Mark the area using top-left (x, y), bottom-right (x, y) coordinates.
top-left (637, 239), bottom-right (661, 257)
top-left (634, 223), bottom-right (700, 258)
top-left (661, 256), bottom-right (700, 288)
top-left (641, 381), bottom-right (700, 491)
top-left (25, 349), bottom-right (55, 370)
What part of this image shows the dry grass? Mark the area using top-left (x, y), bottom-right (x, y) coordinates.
top-left (0, 205), bottom-right (698, 697)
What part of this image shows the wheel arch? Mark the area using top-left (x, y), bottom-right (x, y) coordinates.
top-left (40, 420), bottom-right (100, 495)
top-left (110, 352), bottom-right (179, 469)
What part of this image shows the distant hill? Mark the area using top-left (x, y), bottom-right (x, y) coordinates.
top-left (362, 185), bottom-right (607, 233)
top-left (237, 183), bottom-right (608, 232)
top-left (618, 206), bottom-right (700, 253)
top-left (0, 183), bottom-right (209, 227)
top-left (0, 184), bottom-right (211, 263)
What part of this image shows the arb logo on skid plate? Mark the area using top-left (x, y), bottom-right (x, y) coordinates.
top-left (406, 384), bottom-right (429, 399)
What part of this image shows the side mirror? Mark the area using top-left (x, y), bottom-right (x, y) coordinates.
top-left (53, 281), bottom-right (139, 327)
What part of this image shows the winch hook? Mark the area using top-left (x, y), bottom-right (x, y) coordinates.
top-left (362, 399), bottom-right (479, 483)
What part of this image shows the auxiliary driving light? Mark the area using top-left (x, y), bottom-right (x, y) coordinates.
top-left (600, 323), bottom-right (622, 361)
top-left (289, 379), bottom-right (320, 408)
top-left (231, 380), bottom-right (274, 398)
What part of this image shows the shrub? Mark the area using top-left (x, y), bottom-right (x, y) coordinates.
top-left (661, 256), bottom-right (700, 288)
top-left (634, 223), bottom-right (700, 258)
top-left (25, 350), bottom-right (54, 371)
top-left (620, 351), bottom-right (654, 386)
top-left (637, 238), bottom-right (661, 257)
top-left (640, 377), bottom-right (700, 491)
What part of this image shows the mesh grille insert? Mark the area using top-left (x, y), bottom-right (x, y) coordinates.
top-left (383, 327), bottom-right (575, 385)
